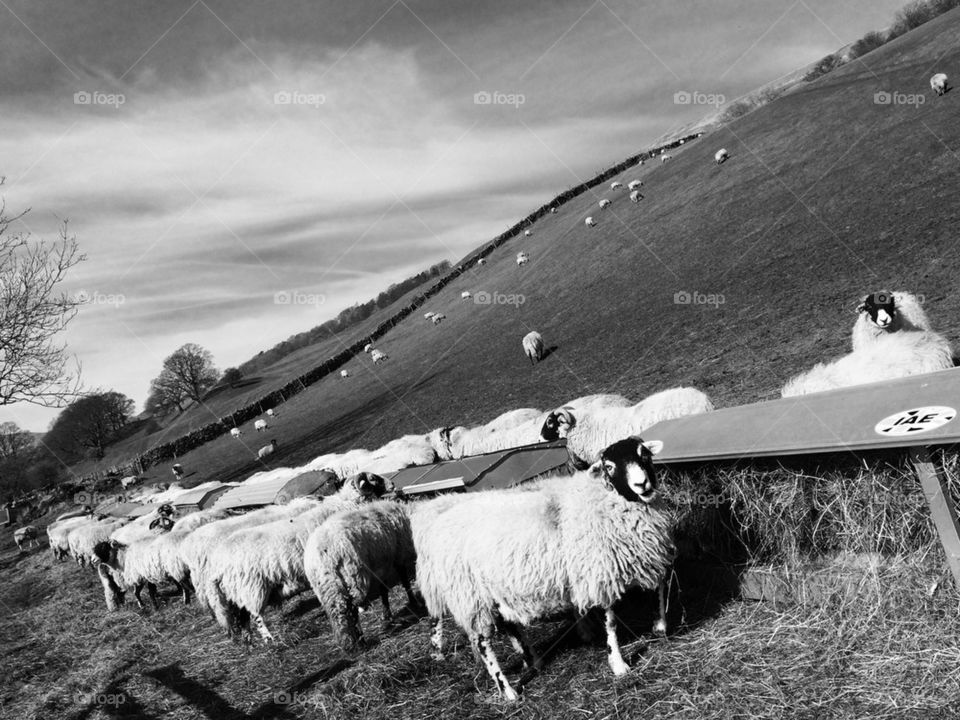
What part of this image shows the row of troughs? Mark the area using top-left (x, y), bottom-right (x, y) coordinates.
top-left (91, 132), bottom-right (706, 483)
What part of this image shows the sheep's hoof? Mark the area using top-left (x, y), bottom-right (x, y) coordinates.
top-left (653, 619), bottom-right (667, 635)
top-left (608, 658), bottom-right (630, 676)
top-left (430, 651), bottom-right (444, 662)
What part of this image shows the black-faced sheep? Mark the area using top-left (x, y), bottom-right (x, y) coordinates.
top-left (851, 290), bottom-right (932, 351)
top-left (14, 526), bottom-right (39, 551)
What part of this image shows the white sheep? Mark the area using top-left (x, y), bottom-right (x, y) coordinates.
top-left (208, 473), bottom-right (393, 641)
top-left (461, 291), bottom-right (472, 300)
top-left (14, 526), bottom-right (39, 551)
top-left (415, 437), bottom-right (675, 701)
top-left (598, 199), bottom-right (611, 209)
top-left (851, 290), bottom-right (932, 351)
top-left (549, 207), bottom-right (558, 214)
top-left (610, 181), bottom-right (623, 190)
top-left (585, 217), bottom-right (597, 227)
top-left (478, 258), bottom-right (486, 265)
top-left (627, 180), bottom-right (643, 190)
top-left (516, 252), bottom-right (529, 266)
top-left (266, 409), bottom-right (277, 418)
top-left (522, 330), bottom-right (545, 365)
top-left (781, 331), bottom-right (953, 397)
top-left (431, 314), bottom-right (446, 325)
top-left (304, 499), bottom-right (420, 649)
top-left (258, 439), bottom-right (278, 459)
top-left (524, 230), bottom-right (532, 237)
top-left (67, 516), bottom-right (130, 567)
top-left (47, 515), bottom-right (92, 560)
top-left (364, 343), bottom-right (373, 353)
top-left (427, 407), bottom-right (546, 461)
top-left (423, 312), bottom-right (435, 320)
top-left (340, 369), bottom-right (350, 378)
top-left (629, 190), bottom-right (643, 203)
top-left (661, 154), bottom-right (672, 162)
top-left (540, 387), bottom-right (715, 467)
top-left (120, 476), bottom-right (139, 489)
top-left (371, 349), bottom-right (389, 363)
top-left (172, 464), bottom-right (184, 480)
top-left (931, 73), bottom-right (949, 96)
top-left (230, 428), bottom-right (243, 439)
top-left (715, 148), bottom-right (729, 165)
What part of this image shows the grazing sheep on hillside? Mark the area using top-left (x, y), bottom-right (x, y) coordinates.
top-left (431, 314), bottom-right (446, 325)
top-left (585, 217), bottom-right (597, 227)
top-left (524, 230), bottom-right (532, 237)
top-left (522, 331), bottom-right (545, 365)
top-left (340, 369), bottom-right (350, 378)
top-left (424, 312), bottom-right (435, 320)
top-left (516, 252), bottom-right (529, 266)
top-left (209, 473), bottom-right (393, 642)
top-left (254, 419), bottom-right (269, 432)
top-left (461, 291), bottom-right (471, 300)
top-left (305, 500), bottom-right (421, 649)
top-left (427, 408), bottom-right (546, 461)
top-left (266, 409), bottom-right (278, 418)
top-left (258, 440), bottom-right (278, 459)
top-left (851, 290), bottom-right (932, 351)
top-left (550, 207), bottom-right (558, 214)
top-left (628, 180), bottom-right (642, 190)
top-left (416, 437), bottom-right (675, 701)
top-left (120, 476), bottom-right (139, 489)
top-left (541, 387), bottom-right (715, 467)
top-left (661, 154), bottom-right (672, 162)
top-left (715, 148), bottom-right (729, 165)
top-left (781, 331), bottom-right (953, 397)
top-left (610, 181), bottom-right (623, 190)
top-left (371, 349), bottom-right (389, 363)
top-left (630, 190), bottom-right (643, 203)
top-left (364, 343), bottom-right (373, 353)
top-left (172, 464), bottom-right (184, 480)
top-left (478, 257), bottom-right (487, 265)
top-left (599, 199), bottom-right (611, 209)
top-left (230, 428), bottom-right (243, 439)
top-left (931, 73), bottom-right (949, 95)
top-left (14, 526), bottom-right (39, 551)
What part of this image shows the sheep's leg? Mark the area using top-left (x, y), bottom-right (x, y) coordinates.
top-left (133, 582), bottom-right (147, 610)
top-left (430, 617), bottom-right (446, 661)
top-left (147, 582), bottom-right (160, 610)
top-left (379, 589), bottom-right (393, 628)
top-left (97, 564), bottom-right (124, 610)
top-left (498, 620), bottom-right (542, 671)
top-left (253, 613), bottom-right (276, 643)
top-left (171, 577), bottom-right (191, 604)
top-left (653, 581), bottom-right (668, 635)
top-left (605, 608), bottom-right (629, 676)
top-left (472, 629), bottom-right (519, 702)
top-left (398, 568), bottom-right (423, 612)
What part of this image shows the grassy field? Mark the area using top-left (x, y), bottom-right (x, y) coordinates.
top-left (6, 8), bottom-right (960, 720)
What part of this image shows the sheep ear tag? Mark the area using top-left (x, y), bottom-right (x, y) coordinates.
top-left (642, 440), bottom-right (664, 456)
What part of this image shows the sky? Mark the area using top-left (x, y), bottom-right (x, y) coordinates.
top-left (0, 0), bottom-right (906, 432)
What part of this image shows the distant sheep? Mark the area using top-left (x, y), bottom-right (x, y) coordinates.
top-left (522, 331), bottom-right (545, 366)
top-left (541, 387), bottom-right (714, 467)
top-left (254, 419), bottom-right (268, 432)
top-left (371, 349), bottom-right (389, 363)
top-left (516, 252), bottom-right (529, 266)
top-left (549, 207), bottom-right (558, 214)
top-left (627, 180), bottom-right (643, 190)
top-left (461, 291), bottom-right (472, 300)
top-left (258, 439), bottom-right (278, 459)
top-left (120, 475), bottom-right (139, 489)
top-left (415, 437), bottom-right (675, 701)
top-left (610, 181), bottom-right (623, 189)
top-left (364, 343), bottom-right (373, 353)
top-left (424, 312), bottom-right (435, 319)
top-left (14, 526), bottom-right (39, 551)
top-left (629, 190), bottom-right (643, 203)
top-left (661, 154), bottom-right (672, 163)
top-left (340, 369), bottom-right (350, 378)
top-left (431, 314), bottom-right (446, 325)
top-left (931, 73), bottom-right (948, 95)
top-left (172, 464), bottom-right (184, 480)
top-left (598, 199), bottom-right (611, 209)
top-left (230, 428), bottom-right (243, 439)
top-left (266, 409), bottom-right (278, 418)
top-left (585, 217), bottom-right (597, 227)
top-left (715, 148), bottom-right (729, 165)
top-left (478, 258), bottom-right (486, 265)
top-left (524, 230), bottom-right (532, 237)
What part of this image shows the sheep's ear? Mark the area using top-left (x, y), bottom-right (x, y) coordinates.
top-left (587, 460), bottom-right (605, 477)
top-left (855, 302), bottom-right (866, 314)
top-left (642, 440), bottom-right (664, 456)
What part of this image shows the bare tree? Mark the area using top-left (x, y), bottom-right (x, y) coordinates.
top-left (0, 186), bottom-right (85, 406)
top-left (147, 343), bottom-right (218, 414)
top-left (0, 421), bottom-right (35, 459)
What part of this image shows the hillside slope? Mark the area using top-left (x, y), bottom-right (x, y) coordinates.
top-left (160, 9), bottom-right (960, 484)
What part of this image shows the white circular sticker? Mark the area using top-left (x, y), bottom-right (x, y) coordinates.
top-left (874, 406), bottom-right (956, 436)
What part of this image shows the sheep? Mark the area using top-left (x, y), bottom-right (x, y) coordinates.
top-left (715, 148), bottom-right (729, 165)
top-left (522, 330), bottom-right (545, 366)
top-left (629, 190), bottom-right (643, 203)
top-left (47, 515), bottom-right (93, 560)
top-left (423, 312), bottom-right (435, 319)
top-left (598, 199), bottom-right (611, 209)
top-left (371, 349), bottom-right (389, 363)
top-left (627, 180), bottom-right (643, 190)
top-left (364, 343), bottom-right (373, 353)
top-left (258, 439), bottom-right (278, 459)
top-left (661, 154), bottom-right (671, 162)
top-left (610, 181), bottom-right (623, 190)
top-left (478, 258), bottom-right (487, 264)
top-left (516, 252), bottom-right (529, 266)
top-left (340, 369), bottom-right (350, 378)
top-left (638, 159), bottom-right (645, 165)
top-left (208, 473), bottom-right (393, 642)
top-left (585, 217), bottom-right (597, 227)
top-left (415, 436), bottom-right (675, 701)
top-left (304, 500), bottom-right (420, 649)
top-left (67, 516), bottom-right (131, 567)
top-left (931, 72), bottom-right (948, 96)
top-left (427, 408), bottom-right (546, 461)
top-left (230, 428), bottom-right (243, 439)
top-left (172, 464), bottom-right (184, 480)
top-left (461, 291), bottom-right (472, 300)
top-left (266, 409), bottom-right (278, 419)
top-left (14, 526), bottom-right (39, 551)
top-left (524, 230), bottom-right (532, 237)
top-left (431, 314), bottom-right (445, 325)
top-left (851, 290), bottom-right (932, 351)
top-left (781, 330), bottom-right (953, 397)
top-left (120, 475), bottom-right (139, 489)
top-left (549, 207), bottom-right (558, 214)
top-left (541, 387), bottom-right (715, 468)
top-left (254, 419), bottom-right (269, 432)
top-left (98, 508), bottom-right (231, 610)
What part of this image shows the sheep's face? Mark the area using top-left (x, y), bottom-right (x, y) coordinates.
top-left (590, 437), bottom-right (663, 503)
top-left (540, 410), bottom-right (574, 442)
top-left (857, 291), bottom-right (898, 331)
top-left (350, 472), bottom-right (394, 499)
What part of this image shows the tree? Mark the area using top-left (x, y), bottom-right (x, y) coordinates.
top-left (221, 367), bottom-right (243, 388)
top-left (0, 186), bottom-right (85, 407)
top-left (147, 344), bottom-right (218, 413)
top-left (0, 421), bottom-right (35, 459)
top-left (44, 390), bottom-right (135, 461)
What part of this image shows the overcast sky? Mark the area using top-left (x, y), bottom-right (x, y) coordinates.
top-left (0, 0), bottom-right (905, 431)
